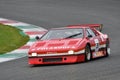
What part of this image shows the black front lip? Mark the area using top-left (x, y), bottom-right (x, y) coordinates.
top-left (28, 53), bottom-right (84, 58)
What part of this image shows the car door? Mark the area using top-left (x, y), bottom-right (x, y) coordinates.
top-left (86, 28), bottom-right (102, 56)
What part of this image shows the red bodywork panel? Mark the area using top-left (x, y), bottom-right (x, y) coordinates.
top-left (29, 38), bottom-right (85, 54)
top-left (28, 24), bottom-right (109, 65)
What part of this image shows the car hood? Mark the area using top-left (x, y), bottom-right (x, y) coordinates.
top-left (29, 38), bottom-right (83, 53)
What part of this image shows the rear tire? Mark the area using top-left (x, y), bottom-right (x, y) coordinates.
top-left (85, 45), bottom-right (92, 61)
top-left (106, 41), bottom-right (110, 57)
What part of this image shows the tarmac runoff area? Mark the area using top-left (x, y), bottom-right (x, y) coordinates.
top-left (0, 18), bottom-right (47, 63)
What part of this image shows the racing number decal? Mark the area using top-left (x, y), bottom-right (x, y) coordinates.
top-left (94, 39), bottom-right (99, 52)
top-left (94, 39), bottom-right (104, 57)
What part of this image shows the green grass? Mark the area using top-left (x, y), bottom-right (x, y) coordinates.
top-left (0, 24), bottom-right (29, 54)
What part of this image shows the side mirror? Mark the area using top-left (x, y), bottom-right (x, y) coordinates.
top-left (35, 36), bottom-right (40, 40)
top-left (88, 35), bottom-right (92, 38)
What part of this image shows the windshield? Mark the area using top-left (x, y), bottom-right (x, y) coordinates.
top-left (41, 28), bottom-right (83, 40)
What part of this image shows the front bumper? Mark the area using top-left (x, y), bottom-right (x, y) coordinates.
top-left (28, 54), bottom-right (85, 65)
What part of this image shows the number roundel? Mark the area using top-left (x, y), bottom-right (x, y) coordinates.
top-left (94, 39), bottom-right (99, 52)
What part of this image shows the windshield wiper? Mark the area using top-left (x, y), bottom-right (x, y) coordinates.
top-left (64, 33), bottom-right (82, 39)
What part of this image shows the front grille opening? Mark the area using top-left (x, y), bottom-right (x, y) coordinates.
top-left (43, 58), bottom-right (62, 62)
top-left (39, 59), bottom-right (42, 62)
top-left (64, 58), bottom-right (67, 60)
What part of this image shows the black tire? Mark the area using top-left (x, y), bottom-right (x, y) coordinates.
top-left (85, 45), bottom-right (92, 61)
top-left (105, 41), bottom-right (110, 57)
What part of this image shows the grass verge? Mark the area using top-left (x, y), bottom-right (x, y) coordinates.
top-left (0, 24), bottom-right (29, 54)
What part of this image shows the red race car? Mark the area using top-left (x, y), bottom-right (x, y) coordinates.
top-left (28, 24), bottom-right (110, 65)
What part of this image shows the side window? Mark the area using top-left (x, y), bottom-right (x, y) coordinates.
top-left (86, 30), bottom-right (90, 37)
top-left (86, 28), bottom-right (96, 37)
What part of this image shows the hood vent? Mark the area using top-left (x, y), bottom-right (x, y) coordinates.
top-left (36, 42), bottom-right (46, 47)
top-left (48, 43), bottom-right (64, 47)
top-left (68, 40), bottom-right (78, 45)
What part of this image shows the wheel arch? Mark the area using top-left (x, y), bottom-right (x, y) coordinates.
top-left (86, 42), bottom-right (92, 53)
top-left (86, 43), bottom-right (91, 48)
top-left (84, 42), bottom-right (92, 61)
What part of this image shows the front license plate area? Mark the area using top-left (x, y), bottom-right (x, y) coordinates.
top-left (43, 58), bottom-right (62, 62)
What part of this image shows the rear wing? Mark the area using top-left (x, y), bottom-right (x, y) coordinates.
top-left (67, 24), bottom-right (103, 32)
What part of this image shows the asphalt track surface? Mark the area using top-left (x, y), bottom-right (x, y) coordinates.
top-left (0, 0), bottom-right (120, 80)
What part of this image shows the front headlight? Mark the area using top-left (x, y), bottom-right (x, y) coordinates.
top-left (31, 53), bottom-right (37, 56)
top-left (68, 50), bottom-right (74, 54)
